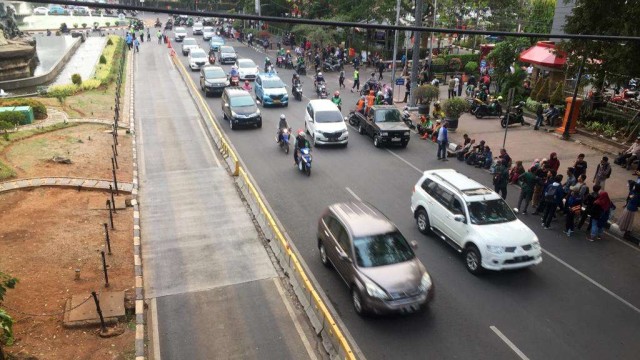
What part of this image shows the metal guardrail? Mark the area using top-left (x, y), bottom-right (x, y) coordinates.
top-left (170, 50), bottom-right (356, 360)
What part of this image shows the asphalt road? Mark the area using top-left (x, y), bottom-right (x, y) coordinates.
top-left (169, 32), bottom-right (640, 359)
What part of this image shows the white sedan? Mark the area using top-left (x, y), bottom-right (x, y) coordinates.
top-left (236, 59), bottom-right (259, 81)
top-left (33, 7), bottom-right (49, 15)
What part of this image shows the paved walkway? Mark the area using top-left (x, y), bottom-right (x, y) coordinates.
top-left (0, 176), bottom-right (133, 193)
top-left (52, 37), bottom-right (107, 86)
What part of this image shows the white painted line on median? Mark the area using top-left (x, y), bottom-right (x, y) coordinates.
top-left (194, 104), bottom-right (222, 167)
top-left (151, 297), bottom-right (162, 360)
top-left (345, 187), bottom-right (361, 201)
top-left (604, 231), bottom-right (640, 254)
top-left (490, 326), bottom-right (529, 360)
top-left (386, 149), bottom-right (423, 173)
top-left (542, 248), bottom-right (640, 314)
top-left (272, 278), bottom-right (318, 360)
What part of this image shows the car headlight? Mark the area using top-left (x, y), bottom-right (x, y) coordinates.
top-left (255, 109), bottom-right (260, 115)
top-left (419, 273), bottom-right (432, 292)
top-left (404, 131), bottom-right (411, 136)
top-left (225, 80), bottom-right (230, 86)
top-left (364, 279), bottom-right (389, 300)
top-left (531, 240), bottom-right (541, 250)
top-left (486, 245), bottom-right (506, 255)
top-left (314, 130), bottom-right (323, 135)
top-left (231, 111), bottom-right (238, 118)
top-left (380, 132), bottom-right (389, 136)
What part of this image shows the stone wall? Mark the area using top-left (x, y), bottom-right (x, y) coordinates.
top-left (0, 40), bottom-right (38, 81)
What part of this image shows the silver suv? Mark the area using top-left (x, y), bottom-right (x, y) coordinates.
top-left (317, 201), bottom-right (434, 316)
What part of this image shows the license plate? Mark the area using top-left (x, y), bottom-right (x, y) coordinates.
top-left (273, 100), bottom-right (281, 104)
top-left (391, 138), bottom-right (401, 142)
top-left (514, 256), bottom-right (529, 262)
top-left (401, 304), bottom-right (419, 312)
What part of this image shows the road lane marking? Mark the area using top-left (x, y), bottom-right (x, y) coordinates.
top-left (345, 187), bottom-right (361, 201)
top-left (194, 105), bottom-right (222, 167)
top-left (490, 326), bottom-right (529, 360)
top-left (272, 278), bottom-right (318, 360)
top-left (542, 248), bottom-right (640, 314)
top-left (605, 231), bottom-right (640, 253)
top-left (386, 149), bottom-right (423, 173)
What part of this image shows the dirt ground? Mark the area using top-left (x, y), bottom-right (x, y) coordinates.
top-left (0, 188), bottom-right (135, 360)
top-left (1, 124), bottom-right (132, 182)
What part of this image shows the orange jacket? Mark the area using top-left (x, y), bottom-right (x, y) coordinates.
top-left (356, 99), bottom-right (365, 111)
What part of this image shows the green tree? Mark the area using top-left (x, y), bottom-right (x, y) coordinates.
top-left (0, 271), bottom-right (18, 360)
top-left (523, 0), bottom-right (556, 44)
top-left (550, 82), bottom-right (565, 105)
top-left (535, 78), bottom-right (551, 102)
top-left (486, 37), bottom-right (529, 93)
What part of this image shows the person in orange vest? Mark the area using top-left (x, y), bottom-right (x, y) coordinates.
top-left (365, 90), bottom-right (375, 115)
top-left (356, 95), bottom-right (366, 114)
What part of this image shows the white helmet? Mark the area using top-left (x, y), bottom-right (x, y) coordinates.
top-left (231, 65), bottom-right (237, 70)
top-left (318, 72), bottom-right (323, 77)
top-left (280, 114), bottom-right (286, 120)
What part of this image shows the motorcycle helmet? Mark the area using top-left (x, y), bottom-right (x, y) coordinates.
top-left (231, 65), bottom-right (238, 70)
top-left (280, 114), bottom-right (286, 120)
top-left (298, 129), bottom-right (305, 136)
top-left (334, 91), bottom-right (340, 97)
top-left (318, 72), bottom-right (323, 77)
top-left (377, 91), bottom-right (383, 96)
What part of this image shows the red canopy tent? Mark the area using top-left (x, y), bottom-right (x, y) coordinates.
top-left (519, 41), bottom-right (566, 68)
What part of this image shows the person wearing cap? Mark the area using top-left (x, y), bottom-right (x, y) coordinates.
top-left (615, 137), bottom-right (640, 169)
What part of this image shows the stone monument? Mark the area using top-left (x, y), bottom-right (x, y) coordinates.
top-left (0, 1), bottom-right (38, 82)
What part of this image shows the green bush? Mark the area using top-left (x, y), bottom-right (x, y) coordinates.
top-left (0, 99), bottom-right (47, 120)
top-left (71, 73), bottom-right (82, 85)
top-left (46, 84), bottom-right (78, 98)
top-left (99, 55), bottom-right (107, 64)
top-left (81, 23), bottom-right (87, 28)
top-left (443, 97), bottom-right (470, 119)
top-left (95, 36), bottom-right (124, 85)
top-left (105, 21), bottom-right (111, 27)
top-left (464, 61), bottom-right (478, 74)
top-left (432, 57), bottom-right (446, 66)
top-left (0, 111), bottom-right (27, 126)
top-left (442, 54), bottom-right (479, 68)
top-left (73, 23), bottom-right (78, 28)
top-left (550, 83), bottom-right (565, 106)
top-left (80, 79), bottom-right (102, 90)
top-left (107, 37), bottom-right (114, 46)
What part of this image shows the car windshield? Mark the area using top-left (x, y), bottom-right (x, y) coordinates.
top-left (315, 110), bottom-right (343, 123)
top-left (353, 232), bottom-right (415, 268)
top-left (220, 46), bottom-right (234, 53)
top-left (262, 78), bottom-right (284, 89)
top-left (191, 51), bottom-right (206, 58)
top-left (183, 39), bottom-right (197, 45)
top-left (175, 27), bottom-right (186, 32)
top-left (204, 68), bottom-right (225, 78)
top-left (238, 59), bottom-right (256, 68)
top-left (374, 109), bottom-right (402, 123)
top-left (211, 37), bottom-right (224, 43)
top-left (230, 96), bottom-right (255, 107)
top-left (467, 199), bottom-right (517, 225)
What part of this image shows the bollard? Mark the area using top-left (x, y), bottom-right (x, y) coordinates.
top-left (109, 184), bottom-right (116, 213)
top-left (75, 268), bottom-right (81, 280)
top-left (101, 250), bottom-right (109, 288)
top-left (111, 158), bottom-right (118, 194)
top-left (106, 200), bottom-right (114, 230)
top-left (103, 223), bottom-right (112, 255)
top-left (91, 291), bottom-right (107, 332)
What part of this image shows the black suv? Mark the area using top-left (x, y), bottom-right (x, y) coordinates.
top-left (199, 66), bottom-right (228, 97)
top-left (221, 87), bottom-right (262, 130)
top-left (350, 105), bottom-right (411, 148)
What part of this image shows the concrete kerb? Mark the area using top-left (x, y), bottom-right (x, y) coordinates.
top-left (0, 177), bottom-right (133, 194)
top-left (170, 51), bottom-right (361, 360)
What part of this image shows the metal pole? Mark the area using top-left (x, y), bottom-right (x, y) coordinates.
top-left (390, 0), bottom-right (401, 92)
top-left (427, 0), bottom-right (437, 74)
top-left (563, 56), bottom-right (587, 140)
top-left (101, 250), bottom-right (110, 287)
top-left (103, 223), bottom-right (112, 255)
top-left (91, 291), bottom-right (107, 332)
top-left (408, 0), bottom-right (424, 106)
top-left (112, 147), bottom-right (119, 169)
top-left (109, 184), bottom-right (116, 214)
top-left (471, 14), bottom-right (480, 53)
top-left (111, 158), bottom-right (118, 193)
top-left (502, 88), bottom-right (515, 149)
top-left (106, 200), bottom-right (114, 230)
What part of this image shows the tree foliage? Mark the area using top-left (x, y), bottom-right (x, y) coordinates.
top-left (486, 37), bottom-right (529, 92)
top-left (1, 271), bottom-right (18, 358)
top-left (523, 0), bottom-right (556, 44)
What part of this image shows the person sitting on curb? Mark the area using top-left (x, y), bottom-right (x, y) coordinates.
top-left (417, 115), bottom-right (434, 139)
top-left (456, 139), bottom-right (475, 161)
top-left (615, 136), bottom-right (640, 169)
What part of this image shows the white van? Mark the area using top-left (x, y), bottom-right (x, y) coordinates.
top-left (304, 99), bottom-right (348, 146)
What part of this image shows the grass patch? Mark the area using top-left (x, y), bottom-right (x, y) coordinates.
top-left (0, 122), bottom-right (77, 180)
top-left (38, 82), bottom-right (118, 119)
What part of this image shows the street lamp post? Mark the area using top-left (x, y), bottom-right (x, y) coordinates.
top-left (408, 0), bottom-right (424, 106)
top-left (426, 0), bottom-right (437, 77)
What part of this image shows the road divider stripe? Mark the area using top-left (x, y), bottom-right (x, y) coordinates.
top-left (170, 52), bottom-right (357, 360)
top-left (490, 326), bottom-right (530, 360)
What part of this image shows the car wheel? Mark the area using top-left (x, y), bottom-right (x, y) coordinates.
top-left (373, 135), bottom-right (381, 148)
top-left (400, 141), bottom-right (408, 148)
top-left (416, 209), bottom-right (431, 235)
top-left (464, 245), bottom-right (484, 275)
top-left (358, 123), bottom-right (365, 135)
top-left (351, 287), bottom-right (367, 316)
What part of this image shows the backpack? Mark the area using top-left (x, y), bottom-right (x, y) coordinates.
top-left (544, 184), bottom-right (559, 201)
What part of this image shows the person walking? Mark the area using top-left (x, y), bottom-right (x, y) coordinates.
top-left (517, 167), bottom-right (536, 214)
top-left (534, 102), bottom-right (544, 130)
top-left (457, 75), bottom-right (463, 97)
top-left (616, 182), bottom-right (640, 237)
top-left (157, 30), bottom-right (162, 44)
top-left (147, 29), bottom-right (151, 42)
top-left (448, 77), bottom-right (456, 98)
top-left (126, 33), bottom-right (133, 50)
top-left (339, 69), bottom-right (345, 89)
top-left (589, 191), bottom-right (613, 241)
top-left (402, 80), bottom-right (410, 103)
top-left (437, 122), bottom-right (449, 161)
top-left (133, 38), bottom-right (140, 53)
top-left (593, 156), bottom-right (612, 190)
top-left (377, 60), bottom-right (385, 80)
top-left (573, 153), bottom-right (588, 179)
top-left (542, 175), bottom-right (565, 229)
top-left (493, 160), bottom-right (509, 199)
top-left (139, 30), bottom-right (145, 43)
top-left (351, 68), bottom-right (360, 93)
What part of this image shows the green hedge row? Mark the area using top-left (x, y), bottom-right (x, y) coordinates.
top-left (0, 111), bottom-right (27, 126)
top-left (0, 98), bottom-right (47, 119)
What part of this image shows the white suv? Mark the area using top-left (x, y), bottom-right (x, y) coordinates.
top-left (410, 169), bottom-right (542, 275)
top-left (305, 99), bottom-right (348, 146)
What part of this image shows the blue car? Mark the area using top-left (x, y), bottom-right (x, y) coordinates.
top-left (255, 73), bottom-right (288, 107)
top-left (209, 36), bottom-right (225, 52)
top-left (48, 5), bottom-right (67, 15)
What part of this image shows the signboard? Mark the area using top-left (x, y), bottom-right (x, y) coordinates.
top-left (395, 78), bottom-right (405, 86)
top-left (480, 59), bottom-right (486, 67)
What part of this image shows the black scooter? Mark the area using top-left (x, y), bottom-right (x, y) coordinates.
top-left (501, 102), bottom-right (529, 128)
top-left (293, 82), bottom-right (303, 101)
top-left (475, 101), bottom-right (502, 118)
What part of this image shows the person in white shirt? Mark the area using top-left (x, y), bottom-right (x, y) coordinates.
top-left (527, 65), bottom-right (534, 76)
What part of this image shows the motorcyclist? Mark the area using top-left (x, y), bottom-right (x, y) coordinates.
top-left (314, 54), bottom-right (321, 72)
top-left (375, 91), bottom-right (385, 105)
top-left (277, 47), bottom-right (285, 57)
top-left (242, 80), bottom-right (252, 91)
top-left (315, 72), bottom-right (325, 88)
top-left (229, 65), bottom-right (239, 78)
top-left (264, 57), bottom-right (272, 72)
top-left (277, 114), bottom-right (290, 143)
top-left (331, 91), bottom-right (342, 110)
top-left (296, 56), bottom-right (305, 67)
top-left (294, 130), bottom-right (310, 165)
top-left (490, 96), bottom-right (502, 113)
top-left (292, 73), bottom-right (301, 87)
top-left (285, 50), bottom-right (293, 62)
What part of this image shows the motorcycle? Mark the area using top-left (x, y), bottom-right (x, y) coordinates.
top-left (501, 103), bottom-right (528, 128)
top-left (229, 75), bottom-right (239, 87)
top-left (316, 82), bottom-right (328, 99)
top-left (467, 98), bottom-right (482, 115)
top-left (402, 108), bottom-right (416, 129)
top-left (475, 102), bottom-right (503, 118)
top-left (276, 56), bottom-right (285, 68)
top-left (347, 111), bottom-right (359, 126)
top-left (322, 58), bottom-right (342, 72)
top-left (296, 148), bottom-right (312, 176)
top-left (208, 52), bottom-right (216, 64)
top-left (154, 19), bottom-right (162, 28)
top-left (360, 80), bottom-right (380, 96)
top-left (276, 128), bottom-right (292, 154)
top-left (295, 62), bottom-right (307, 75)
top-left (293, 82), bottom-right (303, 101)
top-left (285, 58), bottom-right (294, 69)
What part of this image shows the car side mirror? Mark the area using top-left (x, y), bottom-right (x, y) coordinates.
top-left (224, 103), bottom-right (229, 107)
top-left (453, 214), bottom-right (466, 223)
top-left (410, 240), bottom-right (418, 249)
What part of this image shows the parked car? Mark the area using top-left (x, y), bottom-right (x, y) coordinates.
top-left (349, 105), bottom-right (410, 148)
top-left (209, 36), bottom-right (225, 51)
top-left (202, 26), bottom-right (215, 40)
top-left (188, 48), bottom-right (207, 71)
top-left (48, 5), bottom-right (67, 15)
top-left (236, 58), bottom-right (259, 81)
top-left (217, 45), bottom-right (237, 64)
top-left (221, 87), bottom-right (262, 130)
top-left (304, 99), bottom-right (348, 146)
top-left (181, 38), bottom-right (198, 56)
top-left (192, 22), bottom-right (204, 35)
top-left (317, 201), bottom-right (434, 316)
top-left (33, 7), bottom-right (49, 15)
top-left (410, 169), bottom-right (542, 275)
top-left (173, 27), bottom-right (187, 42)
top-left (255, 73), bottom-right (288, 107)
top-left (200, 66), bottom-right (229, 96)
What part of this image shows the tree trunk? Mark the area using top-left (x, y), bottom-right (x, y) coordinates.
top-left (0, 342), bottom-right (6, 360)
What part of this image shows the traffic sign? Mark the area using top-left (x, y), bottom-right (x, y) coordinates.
top-left (395, 78), bottom-right (405, 86)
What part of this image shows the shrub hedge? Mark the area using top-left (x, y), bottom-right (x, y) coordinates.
top-left (0, 98), bottom-right (47, 119)
top-left (0, 111), bottom-right (27, 126)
